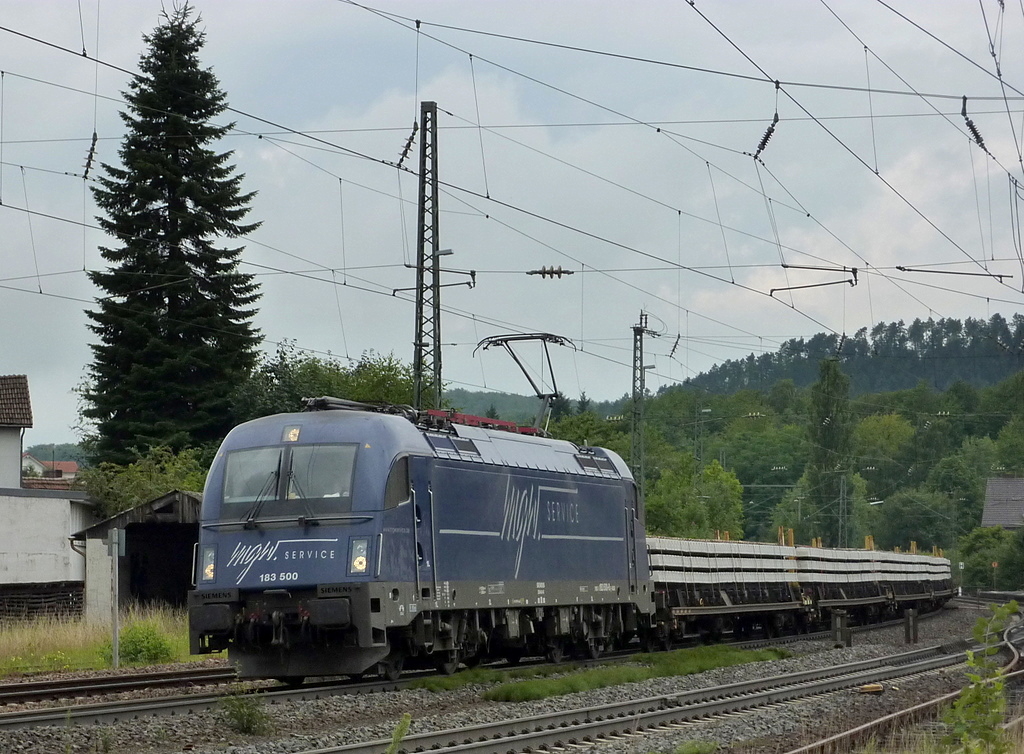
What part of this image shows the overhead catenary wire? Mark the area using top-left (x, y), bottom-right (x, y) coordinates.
top-left (0, 17), bottom-right (978, 368)
top-left (0, 195), bottom-right (674, 389)
top-left (706, 163), bottom-right (734, 284)
top-left (689, 1), bottom-right (1015, 292)
top-left (346, 1), bottom-right (1024, 102)
top-left (2, 21), bottom-right (1015, 336)
top-left (468, 54), bottom-right (490, 199)
top-left (0, 70), bottom-right (4, 205)
top-left (19, 166), bottom-right (41, 293)
top-left (0, 139), bottom-right (795, 358)
top-left (0, 84), bottom-right (966, 358)
top-left (864, 45), bottom-right (879, 174)
top-left (4, 8), bottom-right (1023, 405)
top-left (976, 0), bottom-right (1024, 171)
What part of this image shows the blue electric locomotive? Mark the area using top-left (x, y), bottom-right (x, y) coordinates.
top-left (189, 398), bottom-right (651, 680)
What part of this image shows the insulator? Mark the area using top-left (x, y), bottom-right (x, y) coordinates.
top-left (527, 266), bottom-right (573, 279)
top-left (753, 113), bottom-right (779, 159)
top-left (966, 118), bottom-right (986, 151)
top-left (961, 96), bottom-right (988, 153)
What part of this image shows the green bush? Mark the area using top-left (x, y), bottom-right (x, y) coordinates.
top-left (100, 620), bottom-right (174, 665)
top-left (943, 600), bottom-right (1019, 754)
top-left (220, 691), bottom-right (272, 735)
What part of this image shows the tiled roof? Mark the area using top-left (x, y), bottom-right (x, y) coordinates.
top-left (0, 375), bottom-right (32, 428)
top-left (981, 477), bottom-right (1024, 528)
top-left (44, 461), bottom-right (79, 474)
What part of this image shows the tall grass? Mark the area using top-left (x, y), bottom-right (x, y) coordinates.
top-left (0, 603), bottom-right (195, 675)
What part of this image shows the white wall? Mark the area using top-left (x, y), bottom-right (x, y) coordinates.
top-left (0, 429), bottom-right (22, 488)
top-left (0, 492), bottom-right (94, 583)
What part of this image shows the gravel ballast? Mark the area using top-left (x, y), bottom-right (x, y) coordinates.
top-left (0, 605), bottom-right (993, 754)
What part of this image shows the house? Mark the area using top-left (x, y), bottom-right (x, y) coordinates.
top-left (0, 375), bottom-right (32, 488)
top-left (22, 453), bottom-right (79, 481)
top-left (980, 477), bottom-right (1024, 530)
top-left (0, 375), bottom-right (97, 618)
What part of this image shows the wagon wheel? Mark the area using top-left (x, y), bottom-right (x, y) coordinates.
top-left (545, 641), bottom-right (565, 664)
top-left (659, 629), bottom-right (673, 653)
top-left (435, 649), bottom-right (460, 676)
top-left (584, 638), bottom-right (602, 660)
top-left (640, 629), bottom-right (657, 653)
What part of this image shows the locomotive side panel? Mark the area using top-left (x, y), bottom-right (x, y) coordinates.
top-left (429, 461), bottom-right (637, 608)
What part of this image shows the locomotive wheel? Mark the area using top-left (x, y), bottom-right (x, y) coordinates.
top-left (378, 652), bottom-right (405, 682)
top-left (435, 649), bottom-right (460, 676)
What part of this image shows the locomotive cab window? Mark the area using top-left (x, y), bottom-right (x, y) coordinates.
top-left (223, 446), bottom-right (283, 504)
top-left (289, 444), bottom-right (356, 500)
top-left (384, 456), bottom-right (411, 509)
top-left (220, 443), bottom-right (357, 521)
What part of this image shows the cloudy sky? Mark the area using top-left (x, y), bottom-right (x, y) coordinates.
top-left (2, 1), bottom-right (1024, 447)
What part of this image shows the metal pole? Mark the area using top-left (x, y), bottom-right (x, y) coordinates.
top-left (109, 528), bottom-right (120, 669)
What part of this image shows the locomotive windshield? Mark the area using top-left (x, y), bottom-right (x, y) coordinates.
top-left (219, 443), bottom-right (358, 521)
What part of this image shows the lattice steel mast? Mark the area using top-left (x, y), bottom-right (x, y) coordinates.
top-left (413, 101), bottom-right (441, 410)
top-left (631, 311), bottom-right (658, 500)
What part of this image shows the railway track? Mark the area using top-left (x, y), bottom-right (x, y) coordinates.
top-left (0, 674), bottom-right (404, 730)
top-left (298, 644), bottom-right (969, 754)
top-left (782, 617), bottom-right (1024, 754)
top-left (0, 606), bottom-right (956, 732)
top-left (0, 666), bottom-right (237, 706)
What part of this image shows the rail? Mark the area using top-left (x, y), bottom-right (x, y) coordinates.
top-left (781, 617), bottom-right (1024, 754)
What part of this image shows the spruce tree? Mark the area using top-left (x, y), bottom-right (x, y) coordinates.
top-left (84, 4), bottom-right (261, 465)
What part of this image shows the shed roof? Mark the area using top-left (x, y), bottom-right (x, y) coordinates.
top-left (980, 477), bottom-right (1024, 529)
top-left (0, 375), bottom-right (32, 428)
top-left (72, 490), bottom-right (202, 539)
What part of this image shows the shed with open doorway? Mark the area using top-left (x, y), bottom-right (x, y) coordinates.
top-left (71, 490), bottom-right (201, 622)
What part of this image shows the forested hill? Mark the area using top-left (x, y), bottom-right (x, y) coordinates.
top-left (685, 314), bottom-right (1024, 395)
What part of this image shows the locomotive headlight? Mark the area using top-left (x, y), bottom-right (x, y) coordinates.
top-left (349, 538), bottom-right (369, 575)
top-left (200, 546), bottom-right (217, 582)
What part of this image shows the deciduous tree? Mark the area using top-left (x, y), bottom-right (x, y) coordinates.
top-left (232, 344), bottom-right (414, 422)
top-left (75, 446), bottom-right (207, 518)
